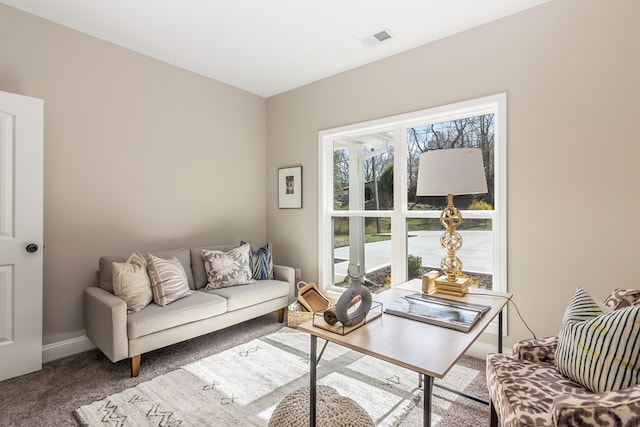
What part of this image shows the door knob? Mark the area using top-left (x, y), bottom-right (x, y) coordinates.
top-left (26, 243), bottom-right (39, 253)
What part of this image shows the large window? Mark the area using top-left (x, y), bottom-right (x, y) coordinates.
top-left (319, 94), bottom-right (507, 297)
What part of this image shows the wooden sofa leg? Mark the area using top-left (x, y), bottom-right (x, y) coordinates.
top-left (131, 354), bottom-right (141, 377)
top-left (490, 400), bottom-right (499, 427)
top-left (277, 308), bottom-right (285, 323)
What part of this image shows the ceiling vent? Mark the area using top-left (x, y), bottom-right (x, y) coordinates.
top-left (360, 29), bottom-right (393, 47)
top-left (373, 30), bottom-right (392, 42)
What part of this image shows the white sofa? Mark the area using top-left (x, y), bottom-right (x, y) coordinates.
top-left (84, 244), bottom-right (295, 376)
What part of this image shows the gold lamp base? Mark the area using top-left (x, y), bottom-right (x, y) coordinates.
top-left (431, 193), bottom-right (469, 297)
top-left (434, 276), bottom-right (469, 297)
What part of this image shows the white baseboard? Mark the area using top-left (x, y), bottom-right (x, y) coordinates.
top-left (42, 335), bottom-right (96, 363)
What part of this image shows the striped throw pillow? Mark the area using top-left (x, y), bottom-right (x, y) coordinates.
top-left (555, 287), bottom-right (640, 392)
top-left (146, 254), bottom-right (193, 306)
top-left (241, 241), bottom-right (274, 280)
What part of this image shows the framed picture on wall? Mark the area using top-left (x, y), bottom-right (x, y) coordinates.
top-left (278, 166), bottom-right (302, 209)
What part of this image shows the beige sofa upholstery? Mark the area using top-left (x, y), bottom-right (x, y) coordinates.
top-left (84, 244), bottom-right (295, 376)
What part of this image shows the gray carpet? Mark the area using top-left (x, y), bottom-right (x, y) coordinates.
top-left (0, 312), bottom-right (490, 426)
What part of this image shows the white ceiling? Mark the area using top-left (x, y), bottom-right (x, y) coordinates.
top-left (1, 0), bottom-right (550, 97)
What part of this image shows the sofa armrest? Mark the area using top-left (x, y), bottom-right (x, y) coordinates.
top-left (84, 286), bottom-right (129, 363)
top-left (273, 265), bottom-right (296, 304)
top-left (512, 336), bottom-right (558, 363)
top-left (552, 384), bottom-right (640, 426)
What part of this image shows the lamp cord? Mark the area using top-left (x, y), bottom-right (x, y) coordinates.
top-left (467, 290), bottom-right (537, 339)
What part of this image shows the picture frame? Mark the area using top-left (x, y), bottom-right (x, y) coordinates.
top-left (278, 166), bottom-right (302, 209)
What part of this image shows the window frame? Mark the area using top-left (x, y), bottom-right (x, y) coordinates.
top-left (318, 94), bottom-right (507, 305)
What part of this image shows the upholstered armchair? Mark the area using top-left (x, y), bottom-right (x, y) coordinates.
top-left (486, 289), bottom-right (640, 427)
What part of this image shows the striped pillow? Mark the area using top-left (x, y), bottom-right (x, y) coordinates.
top-left (146, 254), bottom-right (193, 306)
top-left (241, 241), bottom-right (274, 280)
top-left (555, 287), bottom-right (640, 392)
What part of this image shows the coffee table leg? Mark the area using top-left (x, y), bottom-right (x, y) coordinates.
top-left (310, 335), bottom-right (317, 427)
top-left (422, 374), bottom-right (433, 426)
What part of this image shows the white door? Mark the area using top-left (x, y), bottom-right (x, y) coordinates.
top-left (0, 91), bottom-right (43, 382)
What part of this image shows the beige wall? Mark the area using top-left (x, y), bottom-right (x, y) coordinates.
top-left (267, 0), bottom-right (640, 345)
top-left (0, 5), bottom-right (268, 345)
top-left (1, 0), bottom-right (639, 350)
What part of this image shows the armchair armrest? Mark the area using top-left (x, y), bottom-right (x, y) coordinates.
top-left (512, 336), bottom-right (558, 363)
top-left (273, 265), bottom-right (296, 304)
top-left (84, 286), bottom-right (129, 363)
top-left (552, 383), bottom-right (640, 426)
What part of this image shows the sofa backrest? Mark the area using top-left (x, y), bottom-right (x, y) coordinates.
top-left (98, 247), bottom-right (194, 293)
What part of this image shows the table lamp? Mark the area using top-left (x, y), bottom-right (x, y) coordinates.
top-left (416, 148), bottom-right (488, 296)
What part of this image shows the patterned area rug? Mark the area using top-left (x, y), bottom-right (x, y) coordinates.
top-left (74, 328), bottom-right (484, 426)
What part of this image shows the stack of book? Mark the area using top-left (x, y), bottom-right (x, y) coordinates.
top-left (434, 276), bottom-right (469, 297)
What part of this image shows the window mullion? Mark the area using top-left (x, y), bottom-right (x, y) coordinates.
top-left (390, 125), bottom-right (407, 285)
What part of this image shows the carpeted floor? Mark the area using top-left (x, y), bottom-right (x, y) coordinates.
top-left (0, 312), bottom-right (490, 426)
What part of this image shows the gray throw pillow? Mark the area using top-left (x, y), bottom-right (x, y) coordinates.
top-left (202, 243), bottom-right (256, 289)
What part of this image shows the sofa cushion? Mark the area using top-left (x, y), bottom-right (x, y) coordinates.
top-left (552, 382), bottom-right (640, 426)
top-left (202, 244), bottom-right (256, 289)
top-left (127, 291), bottom-right (227, 339)
top-left (190, 244), bottom-right (235, 289)
top-left (486, 353), bottom-right (586, 427)
top-left (99, 247), bottom-right (194, 293)
top-left (555, 288), bottom-right (640, 393)
top-left (112, 251), bottom-right (152, 314)
top-left (146, 254), bottom-right (193, 306)
top-left (205, 279), bottom-right (290, 312)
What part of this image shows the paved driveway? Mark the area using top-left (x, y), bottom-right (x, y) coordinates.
top-left (333, 230), bottom-right (492, 282)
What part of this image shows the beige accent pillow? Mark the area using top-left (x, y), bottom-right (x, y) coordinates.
top-left (112, 251), bottom-right (153, 314)
top-left (146, 253), bottom-right (192, 306)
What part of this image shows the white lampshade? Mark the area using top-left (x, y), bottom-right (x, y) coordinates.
top-left (416, 148), bottom-right (488, 196)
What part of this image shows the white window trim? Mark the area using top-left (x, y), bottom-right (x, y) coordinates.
top-left (318, 94), bottom-right (507, 326)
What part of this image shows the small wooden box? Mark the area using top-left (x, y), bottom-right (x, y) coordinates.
top-left (296, 281), bottom-right (331, 312)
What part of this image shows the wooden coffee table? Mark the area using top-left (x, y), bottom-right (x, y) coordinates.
top-left (297, 280), bottom-right (511, 427)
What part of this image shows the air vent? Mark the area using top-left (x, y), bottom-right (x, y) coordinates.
top-left (361, 29), bottom-right (393, 47)
top-left (373, 30), bottom-right (392, 42)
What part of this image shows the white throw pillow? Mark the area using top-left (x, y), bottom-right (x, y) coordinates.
top-left (202, 243), bottom-right (256, 289)
top-left (112, 251), bottom-right (153, 314)
top-left (146, 253), bottom-right (192, 306)
top-left (555, 287), bottom-right (640, 392)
